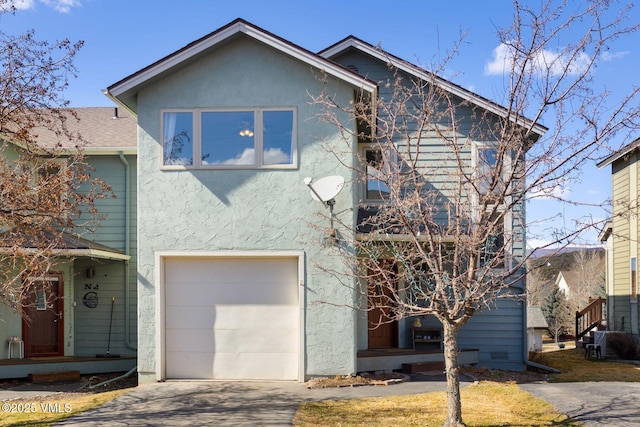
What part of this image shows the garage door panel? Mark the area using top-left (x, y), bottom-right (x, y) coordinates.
top-left (235, 329), bottom-right (298, 353)
top-left (212, 330), bottom-right (240, 353)
top-left (167, 282), bottom-right (297, 306)
top-left (213, 353), bottom-right (298, 380)
top-left (164, 256), bottom-right (299, 381)
top-left (165, 258), bottom-right (297, 285)
top-left (166, 328), bottom-right (215, 353)
top-left (253, 306), bottom-right (299, 329)
top-left (215, 305), bottom-right (297, 328)
top-left (166, 306), bottom-right (215, 328)
top-left (166, 351), bottom-right (213, 378)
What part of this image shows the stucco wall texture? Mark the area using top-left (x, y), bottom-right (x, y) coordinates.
top-left (134, 37), bottom-right (361, 381)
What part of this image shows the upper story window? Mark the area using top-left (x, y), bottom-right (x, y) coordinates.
top-left (361, 145), bottom-right (392, 202)
top-left (35, 159), bottom-right (71, 210)
top-left (476, 144), bottom-right (501, 195)
top-left (479, 210), bottom-right (506, 269)
top-left (162, 108), bottom-right (296, 169)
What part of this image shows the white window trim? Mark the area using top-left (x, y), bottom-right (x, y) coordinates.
top-left (472, 142), bottom-right (513, 196)
top-left (472, 141), bottom-right (514, 270)
top-left (160, 107), bottom-right (297, 170)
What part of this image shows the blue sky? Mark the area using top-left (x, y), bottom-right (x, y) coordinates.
top-left (3, 0), bottom-right (639, 248)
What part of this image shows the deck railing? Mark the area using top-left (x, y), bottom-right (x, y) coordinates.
top-left (575, 297), bottom-right (606, 341)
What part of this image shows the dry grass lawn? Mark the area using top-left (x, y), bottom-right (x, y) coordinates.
top-left (295, 345), bottom-right (640, 426)
top-left (0, 388), bottom-right (131, 427)
top-left (295, 382), bottom-right (579, 426)
top-left (532, 346), bottom-right (640, 382)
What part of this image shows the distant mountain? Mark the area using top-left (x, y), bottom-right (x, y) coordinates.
top-left (527, 246), bottom-right (603, 259)
top-left (526, 247), bottom-right (605, 284)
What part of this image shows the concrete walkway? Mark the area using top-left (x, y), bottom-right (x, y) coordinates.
top-left (3, 377), bottom-right (640, 426)
top-left (54, 377), bottom-right (455, 426)
top-left (521, 382), bottom-right (640, 427)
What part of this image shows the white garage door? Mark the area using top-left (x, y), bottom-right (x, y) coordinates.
top-left (164, 257), bottom-right (299, 380)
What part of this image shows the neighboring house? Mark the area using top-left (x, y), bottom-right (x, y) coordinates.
top-left (0, 107), bottom-right (137, 379)
top-left (555, 271), bottom-right (579, 296)
top-left (103, 19), bottom-right (545, 383)
top-left (527, 306), bottom-right (549, 352)
top-left (597, 138), bottom-right (640, 334)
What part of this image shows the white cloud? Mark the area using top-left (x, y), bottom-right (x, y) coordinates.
top-left (202, 148), bottom-right (291, 166)
top-left (526, 238), bottom-right (555, 250)
top-left (3, 0), bottom-right (81, 12)
top-left (2, 0), bottom-right (35, 11)
top-left (40, 0), bottom-right (81, 13)
top-left (601, 50), bottom-right (630, 61)
top-left (263, 148), bottom-right (290, 164)
top-left (528, 184), bottom-right (571, 200)
top-left (485, 42), bottom-right (591, 77)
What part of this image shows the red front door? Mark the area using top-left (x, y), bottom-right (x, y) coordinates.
top-left (367, 266), bottom-right (398, 349)
top-left (22, 274), bottom-right (64, 357)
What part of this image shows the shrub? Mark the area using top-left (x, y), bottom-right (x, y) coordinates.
top-left (607, 332), bottom-right (640, 360)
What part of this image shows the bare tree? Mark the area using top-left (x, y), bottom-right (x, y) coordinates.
top-left (526, 264), bottom-right (554, 307)
top-left (312, 1), bottom-right (640, 425)
top-left (568, 248), bottom-right (606, 312)
top-left (0, 5), bottom-right (108, 319)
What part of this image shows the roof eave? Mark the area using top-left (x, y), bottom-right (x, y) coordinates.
top-left (0, 247), bottom-right (130, 261)
top-left (596, 138), bottom-right (640, 169)
top-left (84, 147), bottom-right (137, 156)
top-left (106, 20), bottom-right (377, 111)
top-left (598, 221), bottom-right (612, 242)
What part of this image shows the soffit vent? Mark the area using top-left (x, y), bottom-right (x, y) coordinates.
top-left (346, 64), bottom-right (359, 74)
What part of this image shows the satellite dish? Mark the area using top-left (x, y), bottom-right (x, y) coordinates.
top-left (304, 175), bottom-right (345, 241)
top-left (305, 175), bottom-right (345, 203)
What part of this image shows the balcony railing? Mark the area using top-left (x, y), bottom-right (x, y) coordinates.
top-left (575, 297), bottom-right (606, 341)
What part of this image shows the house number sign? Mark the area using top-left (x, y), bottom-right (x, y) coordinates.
top-left (83, 291), bottom-right (99, 308)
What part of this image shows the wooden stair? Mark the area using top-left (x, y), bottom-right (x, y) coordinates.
top-left (575, 297), bottom-right (606, 342)
top-left (29, 370), bottom-right (80, 383)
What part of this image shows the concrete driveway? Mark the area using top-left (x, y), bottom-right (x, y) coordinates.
top-left (520, 382), bottom-right (640, 427)
top-left (55, 376), bottom-right (456, 426)
top-left (51, 379), bottom-right (640, 426)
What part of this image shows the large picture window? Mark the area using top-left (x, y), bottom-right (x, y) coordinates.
top-left (162, 108), bottom-right (296, 169)
top-left (163, 112), bottom-right (194, 166)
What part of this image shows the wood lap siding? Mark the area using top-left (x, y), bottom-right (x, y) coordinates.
top-left (333, 48), bottom-right (526, 368)
top-left (611, 159), bottom-right (632, 330)
top-left (73, 155), bottom-right (138, 356)
top-left (612, 162), bottom-right (630, 297)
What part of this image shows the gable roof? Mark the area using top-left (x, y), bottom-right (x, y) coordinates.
top-left (105, 19), bottom-right (377, 114)
top-left (596, 137), bottom-right (640, 168)
top-left (556, 270), bottom-right (580, 288)
top-left (319, 36), bottom-right (548, 138)
top-left (31, 107), bottom-right (136, 155)
top-left (0, 230), bottom-right (129, 261)
top-left (527, 306), bottom-right (549, 329)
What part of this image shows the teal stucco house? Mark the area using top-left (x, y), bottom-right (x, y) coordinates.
top-left (101, 19), bottom-right (545, 383)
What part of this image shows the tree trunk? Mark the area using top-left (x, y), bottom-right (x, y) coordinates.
top-left (442, 321), bottom-right (466, 427)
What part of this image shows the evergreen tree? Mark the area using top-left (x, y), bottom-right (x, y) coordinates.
top-left (542, 285), bottom-right (571, 343)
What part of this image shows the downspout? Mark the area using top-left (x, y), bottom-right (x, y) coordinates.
top-left (523, 299), bottom-right (559, 373)
top-left (119, 151), bottom-right (136, 350)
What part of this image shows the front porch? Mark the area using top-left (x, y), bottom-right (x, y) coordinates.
top-left (357, 348), bottom-right (479, 372)
top-left (0, 355), bottom-right (136, 380)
